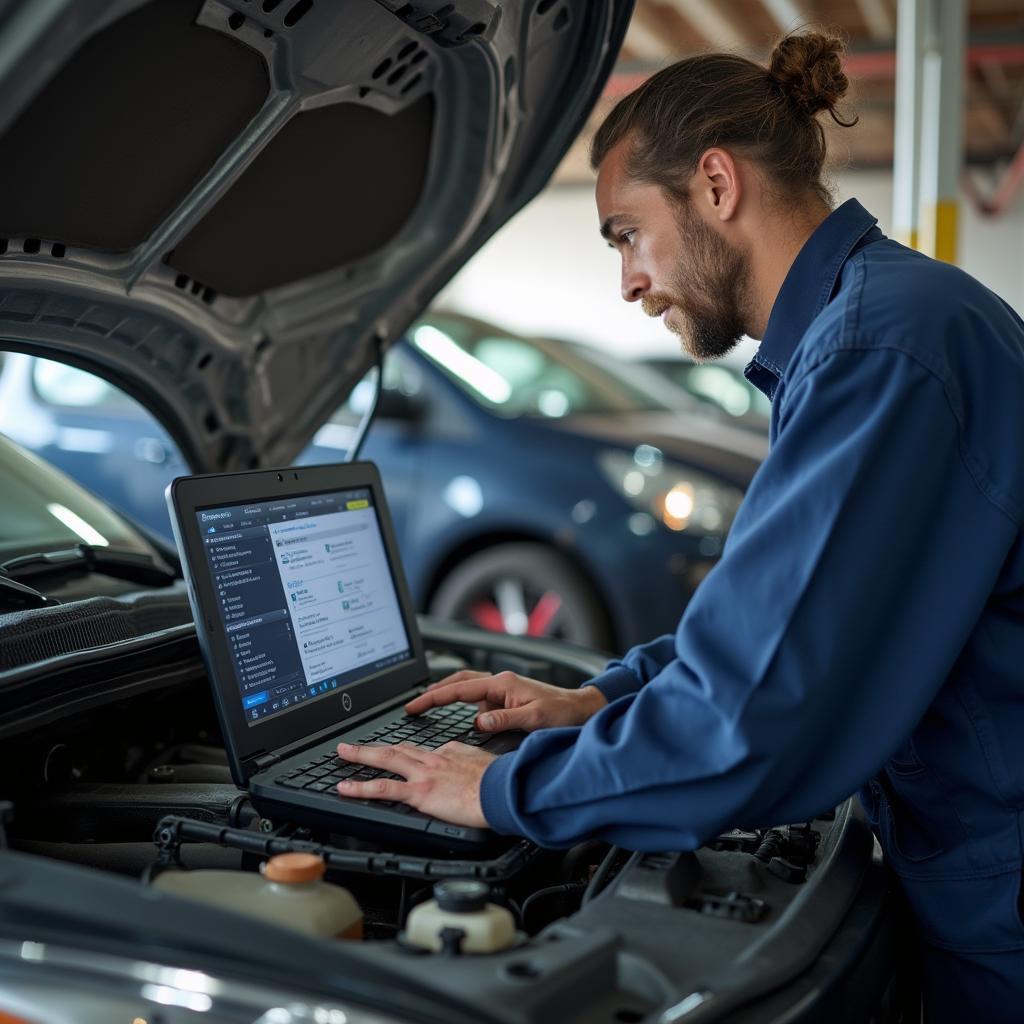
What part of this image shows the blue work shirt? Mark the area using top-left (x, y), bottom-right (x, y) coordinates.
top-left (480, 199), bottom-right (1024, 1016)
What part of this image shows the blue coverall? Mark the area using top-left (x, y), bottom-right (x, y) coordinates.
top-left (480, 199), bottom-right (1024, 1018)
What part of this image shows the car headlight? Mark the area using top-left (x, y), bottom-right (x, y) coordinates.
top-left (598, 445), bottom-right (744, 536)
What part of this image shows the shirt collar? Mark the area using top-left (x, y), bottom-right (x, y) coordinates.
top-left (745, 198), bottom-right (882, 398)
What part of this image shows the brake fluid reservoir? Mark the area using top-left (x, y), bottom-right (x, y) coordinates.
top-left (404, 879), bottom-right (516, 954)
top-left (153, 852), bottom-right (363, 939)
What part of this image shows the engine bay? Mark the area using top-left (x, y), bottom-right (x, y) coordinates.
top-left (0, 612), bottom-right (908, 1023)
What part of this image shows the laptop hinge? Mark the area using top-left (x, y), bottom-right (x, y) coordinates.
top-left (246, 751), bottom-right (281, 775)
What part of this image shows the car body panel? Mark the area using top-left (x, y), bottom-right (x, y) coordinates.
top-left (0, 0), bottom-right (633, 471)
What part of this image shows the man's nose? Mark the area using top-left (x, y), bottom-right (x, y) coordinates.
top-left (621, 266), bottom-right (650, 303)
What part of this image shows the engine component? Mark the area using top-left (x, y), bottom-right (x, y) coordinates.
top-left (605, 850), bottom-right (703, 907)
top-left (687, 890), bottom-right (768, 924)
top-left (153, 852), bottom-right (363, 940)
top-left (21, 783), bottom-right (248, 842)
top-left (150, 814), bottom-right (543, 882)
top-left (403, 879), bottom-right (517, 954)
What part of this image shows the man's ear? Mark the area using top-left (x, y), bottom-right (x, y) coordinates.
top-left (695, 148), bottom-right (740, 222)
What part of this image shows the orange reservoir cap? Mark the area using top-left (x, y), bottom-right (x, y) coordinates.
top-left (263, 852), bottom-right (326, 884)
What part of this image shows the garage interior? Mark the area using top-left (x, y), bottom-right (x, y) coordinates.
top-left (0, 1), bottom-right (1022, 1021)
top-left (443, 0), bottom-right (1024, 357)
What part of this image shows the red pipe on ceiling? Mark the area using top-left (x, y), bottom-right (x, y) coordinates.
top-left (604, 43), bottom-right (1024, 97)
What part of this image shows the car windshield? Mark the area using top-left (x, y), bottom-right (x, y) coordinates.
top-left (561, 342), bottom-right (709, 415)
top-left (411, 314), bottom-right (671, 417)
top-left (0, 431), bottom-right (156, 561)
top-left (646, 357), bottom-right (772, 430)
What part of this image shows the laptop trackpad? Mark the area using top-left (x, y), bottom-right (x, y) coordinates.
top-left (483, 730), bottom-right (526, 755)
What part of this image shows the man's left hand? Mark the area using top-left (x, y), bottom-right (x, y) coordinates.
top-left (335, 740), bottom-right (495, 828)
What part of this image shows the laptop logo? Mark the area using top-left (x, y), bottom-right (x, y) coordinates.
top-left (342, 693), bottom-right (352, 712)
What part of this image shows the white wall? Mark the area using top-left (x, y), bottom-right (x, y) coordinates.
top-left (438, 169), bottom-right (1024, 361)
top-left (833, 169), bottom-right (1024, 316)
top-left (438, 186), bottom-right (676, 358)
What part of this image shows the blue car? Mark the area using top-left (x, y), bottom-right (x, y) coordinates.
top-left (0, 313), bottom-right (764, 650)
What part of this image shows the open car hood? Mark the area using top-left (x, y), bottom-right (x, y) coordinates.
top-left (0, 0), bottom-right (631, 472)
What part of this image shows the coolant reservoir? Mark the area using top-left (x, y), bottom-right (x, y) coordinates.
top-left (153, 852), bottom-right (363, 939)
top-left (404, 879), bottom-right (516, 954)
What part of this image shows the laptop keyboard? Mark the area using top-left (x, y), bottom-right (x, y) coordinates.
top-left (273, 702), bottom-right (487, 801)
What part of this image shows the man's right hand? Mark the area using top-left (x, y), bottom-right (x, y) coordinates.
top-left (404, 670), bottom-right (608, 733)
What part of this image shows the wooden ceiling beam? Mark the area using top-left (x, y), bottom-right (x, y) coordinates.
top-left (853, 0), bottom-right (895, 42)
top-left (608, 43), bottom-right (1024, 92)
top-left (656, 0), bottom-right (749, 51)
top-left (972, 66), bottom-right (1014, 136)
top-left (760, 0), bottom-right (808, 35)
top-left (624, 4), bottom-right (677, 61)
top-left (976, 58), bottom-right (1012, 101)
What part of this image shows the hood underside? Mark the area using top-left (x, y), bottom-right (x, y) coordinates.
top-left (0, 0), bottom-right (631, 471)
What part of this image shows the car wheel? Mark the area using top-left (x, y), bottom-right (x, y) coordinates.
top-left (428, 543), bottom-right (612, 649)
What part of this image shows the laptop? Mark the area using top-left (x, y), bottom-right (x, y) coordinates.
top-left (166, 461), bottom-right (522, 847)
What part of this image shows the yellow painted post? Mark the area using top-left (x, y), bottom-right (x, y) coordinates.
top-left (920, 199), bottom-right (959, 264)
top-left (893, 228), bottom-right (920, 250)
top-left (893, 0), bottom-right (925, 252)
top-left (918, 0), bottom-right (967, 264)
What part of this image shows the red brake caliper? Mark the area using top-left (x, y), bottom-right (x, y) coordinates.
top-left (526, 591), bottom-right (562, 636)
top-left (469, 600), bottom-right (506, 632)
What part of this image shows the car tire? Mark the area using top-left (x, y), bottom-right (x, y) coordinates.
top-left (428, 543), bottom-right (612, 649)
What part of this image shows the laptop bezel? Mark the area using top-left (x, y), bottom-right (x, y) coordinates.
top-left (167, 461), bottom-right (428, 786)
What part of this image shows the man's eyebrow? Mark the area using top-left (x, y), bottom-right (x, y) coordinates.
top-left (599, 215), bottom-right (625, 241)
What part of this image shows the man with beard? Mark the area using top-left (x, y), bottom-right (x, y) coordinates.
top-left (337, 30), bottom-right (1024, 1019)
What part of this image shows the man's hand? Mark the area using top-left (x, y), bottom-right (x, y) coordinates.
top-left (404, 670), bottom-right (607, 733)
top-left (335, 740), bottom-right (494, 828)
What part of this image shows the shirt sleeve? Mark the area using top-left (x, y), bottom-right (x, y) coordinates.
top-left (480, 347), bottom-right (1017, 848)
top-left (582, 635), bottom-right (678, 704)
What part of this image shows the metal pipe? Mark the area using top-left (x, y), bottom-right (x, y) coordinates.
top-left (893, 0), bottom-right (926, 248)
top-left (919, 0), bottom-right (968, 263)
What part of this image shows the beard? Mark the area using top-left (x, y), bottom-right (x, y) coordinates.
top-left (641, 202), bottom-right (750, 362)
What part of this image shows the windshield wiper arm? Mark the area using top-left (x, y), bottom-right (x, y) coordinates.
top-left (0, 544), bottom-right (176, 587)
top-left (0, 573), bottom-right (55, 611)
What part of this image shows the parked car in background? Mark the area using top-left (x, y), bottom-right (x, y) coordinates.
top-left (0, 350), bottom-right (188, 538)
top-left (642, 355), bottom-right (772, 434)
top-left (0, 311), bottom-right (764, 651)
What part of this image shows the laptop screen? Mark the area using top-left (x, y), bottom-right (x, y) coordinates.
top-left (195, 487), bottom-right (412, 727)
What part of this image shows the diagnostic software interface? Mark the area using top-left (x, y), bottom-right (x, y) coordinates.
top-left (195, 489), bottom-right (412, 726)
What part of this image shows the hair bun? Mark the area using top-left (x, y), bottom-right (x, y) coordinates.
top-left (768, 31), bottom-right (854, 123)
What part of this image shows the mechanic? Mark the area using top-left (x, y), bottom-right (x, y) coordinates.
top-left (337, 31), bottom-right (1024, 1019)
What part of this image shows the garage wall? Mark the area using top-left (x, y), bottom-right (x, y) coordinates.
top-left (438, 169), bottom-right (1024, 360)
top-left (846, 170), bottom-right (1024, 318)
